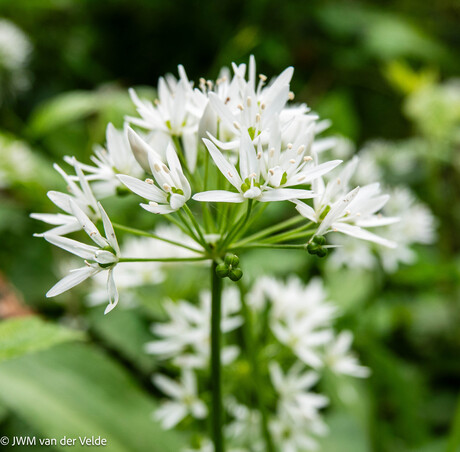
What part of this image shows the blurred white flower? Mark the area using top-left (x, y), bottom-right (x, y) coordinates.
top-left (324, 331), bottom-right (370, 378)
top-left (153, 370), bottom-right (207, 429)
top-left (146, 287), bottom-right (242, 369)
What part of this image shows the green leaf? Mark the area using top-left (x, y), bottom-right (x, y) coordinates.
top-left (0, 317), bottom-right (84, 363)
top-left (28, 91), bottom-right (99, 137)
top-left (0, 343), bottom-right (184, 451)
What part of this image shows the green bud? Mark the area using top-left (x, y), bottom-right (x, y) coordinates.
top-left (307, 242), bottom-right (320, 255)
top-left (216, 263), bottom-right (229, 278)
top-left (228, 268), bottom-right (243, 281)
top-left (224, 253), bottom-right (239, 267)
top-left (313, 235), bottom-right (326, 246)
top-left (317, 248), bottom-right (328, 258)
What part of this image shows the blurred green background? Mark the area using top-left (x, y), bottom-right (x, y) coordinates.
top-left (1, 0), bottom-right (460, 451)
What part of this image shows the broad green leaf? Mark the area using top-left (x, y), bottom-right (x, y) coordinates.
top-left (0, 343), bottom-right (184, 451)
top-left (0, 317), bottom-right (84, 363)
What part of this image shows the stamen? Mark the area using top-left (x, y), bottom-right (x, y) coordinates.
top-left (149, 201), bottom-right (159, 207)
top-left (337, 178), bottom-right (341, 185)
top-left (289, 159), bottom-right (296, 164)
top-left (297, 145), bottom-right (306, 155)
top-left (233, 121), bottom-right (241, 130)
top-left (269, 148), bottom-right (275, 157)
top-left (257, 151), bottom-right (262, 159)
top-left (288, 91), bottom-right (295, 100)
top-left (249, 172), bottom-right (257, 179)
top-left (227, 171), bottom-right (233, 178)
top-left (162, 164), bottom-right (170, 174)
top-left (303, 156), bottom-right (313, 162)
top-left (255, 113), bottom-right (261, 122)
top-left (145, 178), bottom-right (154, 185)
top-left (269, 169), bottom-right (275, 175)
top-left (246, 97), bottom-right (252, 107)
top-left (154, 99), bottom-right (160, 105)
top-left (259, 74), bottom-right (267, 82)
top-left (163, 183), bottom-right (171, 191)
top-left (237, 104), bottom-right (244, 111)
top-left (287, 143), bottom-right (293, 149)
top-left (260, 103), bottom-right (266, 110)
top-left (153, 163), bottom-right (161, 172)
top-left (206, 80), bottom-right (213, 89)
top-left (298, 176), bottom-right (306, 182)
top-left (225, 97), bottom-right (231, 104)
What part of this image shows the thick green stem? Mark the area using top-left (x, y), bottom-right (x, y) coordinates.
top-left (211, 261), bottom-right (224, 452)
top-left (239, 286), bottom-right (275, 452)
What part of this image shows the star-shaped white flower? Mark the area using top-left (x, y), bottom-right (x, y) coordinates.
top-left (118, 128), bottom-right (191, 214)
top-left (45, 200), bottom-right (120, 314)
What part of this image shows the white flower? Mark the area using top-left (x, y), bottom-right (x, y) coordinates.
top-left (31, 159), bottom-right (99, 236)
top-left (324, 331), bottom-right (370, 378)
top-left (193, 129), bottom-right (320, 203)
top-left (377, 187), bottom-right (436, 272)
top-left (294, 157), bottom-right (398, 248)
top-left (87, 225), bottom-right (202, 307)
top-left (146, 287), bottom-right (242, 369)
top-left (206, 56), bottom-right (294, 149)
top-left (64, 123), bottom-right (143, 197)
top-left (45, 200), bottom-right (120, 314)
top-left (127, 66), bottom-right (200, 170)
top-left (250, 277), bottom-right (336, 368)
top-left (270, 362), bottom-right (328, 421)
top-left (118, 128), bottom-right (191, 214)
top-left (153, 370), bottom-right (207, 429)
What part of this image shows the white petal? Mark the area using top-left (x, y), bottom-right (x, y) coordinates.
top-left (293, 200), bottom-right (317, 222)
top-left (333, 222), bottom-right (397, 248)
top-left (192, 190), bottom-right (244, 203)
top-left (140, 203), bottom-right (175, 214)
top-left (104, 268), bottom-right (119, 314)
top-left (203, 138), bottom-right (242, 189)
top-left (69, 200), bottom-right (107, 247)
top-left (153, 374), bottom-right (183, 399)
top-left (46, 266), bottom-right (99, 297)
top-left (117, 174), bottom-right (165, 202)
top-left (288, 160), bottom-right (342, 186)
top-left (208, 92), bottom-right (237, 130)
top-left (169, 193), bottom-right (186, 210)
top-left (94, 250), bottom-right (118, 264)
top-left (260, 188), bottom-right (315, 202)
top-left (98, 202), bottom-right (120, 255)
top-left (44, 234), bottom-right (98, 260)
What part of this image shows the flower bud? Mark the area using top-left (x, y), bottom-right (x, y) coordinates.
top-left (228, 268), bottom-right (243, 281)
top-left (224, 253), bottom-right (239, 267)
top-left (313, 235), bottom-right (326, 246)
top-left (216, 263), bottom-right (230, 278)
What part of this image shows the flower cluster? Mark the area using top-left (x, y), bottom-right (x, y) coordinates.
top-left (33, 56), bottom-right (398, 311)
top-left (148, 276), bottom-right (368, 451)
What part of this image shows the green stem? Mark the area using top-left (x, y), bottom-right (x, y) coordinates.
top-left (260, 224), bottom-right (314, 244)
top-left (230, 243), bottom-right (308, 250)
top-left (233, 215), bottom-right (305, 248)
top-left (119, 257), bottom-right (208, 263)
top-left (211, 261), bottom-right (224, 452)
top-left (219, 200), bottom-right (253, 252)
top-left (111, 223), bottom-right (202, 253)
top-left (183, 204), bottom-right (210, 251)
top-left (176, 210), bottom-right (205, 247)
top-left (239, 285), bottom-right (275, 452)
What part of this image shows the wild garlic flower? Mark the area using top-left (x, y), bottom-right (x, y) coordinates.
top-left (324, 331), bottom-right (370, 378)
top-left (64, 123), bottom-right (143, 197)
top-left (118, 128), bottom-right (191, 214)
top-left (269, 361), bottom-right (328, 423)
top-left (45, 200), bottom-right (120, 314)
top-left (193, 129), bottom-right (332, 203)
top-left (31, 159), bottom-right (100, 236)
top-left (146, 287), bottom-right (242, 369)
top-left (294, 157), bottom-right (399, 248)
top-left (153, 370), bottom-right (207, 429)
